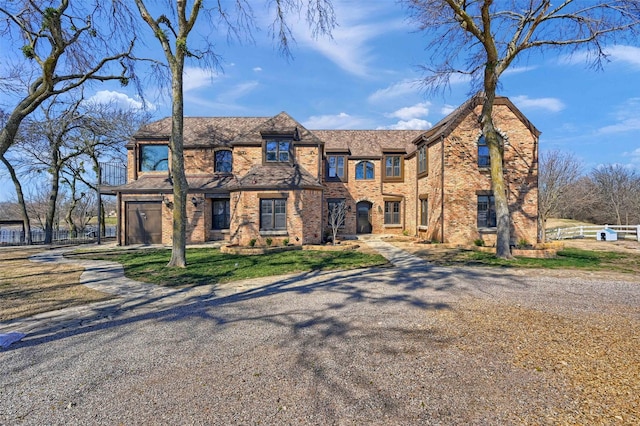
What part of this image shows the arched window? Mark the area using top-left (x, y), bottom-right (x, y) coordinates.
top-left (355, 161), bottom-right (374, 180)
top-left (215, 150), bottom-right (232, 173)
top-left (477, 136), bottom-right (490, 167)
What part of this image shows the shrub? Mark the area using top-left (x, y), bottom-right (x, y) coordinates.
top-left (249, 238), bottom-right (257, 247)
top-left (402, 230), bottom-right (409, 236)
top-left (283, 238), bottom-right (289, 246)
top-left (517, 238), bottom-right (530, 249)
top-left (474, 238), bottom-right (485, 247)
top-left (266, 237), bottom-right (273, 246)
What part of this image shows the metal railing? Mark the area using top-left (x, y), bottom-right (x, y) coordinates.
top-left (99, 162), bottom-right (127, 186)
top-left (546, 225), bottom-right (640, 241)
top-left (0, 226), bottom-right (117, 246)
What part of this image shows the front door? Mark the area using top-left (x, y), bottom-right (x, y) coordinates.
top-left (356, 201), bottom-right (372, 234)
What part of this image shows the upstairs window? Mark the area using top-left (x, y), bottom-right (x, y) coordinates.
top-left (327, 155), bottom-right (346, 180)
top-left (478, 136), bottom-right (490, 168)
top-left (384, 155), bottom-right (403, 181)
top-left (266, 140), bottom-right (291, 163)
top-left (215, 150), bottom-right (232, 173)
top-left (477, 194), bottom-right (496, 228)
top-left (355, 161), bottom-right (374, 180)
top-left (139, 145), bottom-right (168, 172)
top-left (418, 145), bottom-right (428, 175)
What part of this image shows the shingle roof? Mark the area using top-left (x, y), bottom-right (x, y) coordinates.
top-left (112, 174), bottom-right (235, 193)
top-left (313, 130), bottom-right (424, 157)
top-left (228, 164), bottom-right (322, 191)
top-left (132, 117), bottom-right (268, 148)
top-left (232, 112), bottom-right (323, 146)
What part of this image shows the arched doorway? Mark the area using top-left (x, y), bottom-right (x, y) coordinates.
top-left (356, 201), bottom-right (372, 234)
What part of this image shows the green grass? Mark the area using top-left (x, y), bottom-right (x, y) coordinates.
top-left (430, 247), bottom-right (635, 273)
top-left (72, 247), bottom-right (388, 287)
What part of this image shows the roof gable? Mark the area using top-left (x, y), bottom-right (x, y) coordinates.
top-left (232, 112), bottom-right (323, 146)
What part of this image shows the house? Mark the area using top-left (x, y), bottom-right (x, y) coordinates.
top-left (109, 94), bottom-right (539, 247)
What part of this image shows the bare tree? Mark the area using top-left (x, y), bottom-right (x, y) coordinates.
top-left (0, 1), bottom-right (139, 159)
top-left (591, 164), bottom-right (639, 225)
top-left (404, 0), bottom-right (640, 258)
top-left (132, 0), bottom-right (335, 267)
top-left (327, 199), bottom-right (347, 245)
top-left (538, 150), bottom-right (582, 241)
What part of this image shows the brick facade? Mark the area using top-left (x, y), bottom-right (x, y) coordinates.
top-left (115, 96), bottom-right (539, 248)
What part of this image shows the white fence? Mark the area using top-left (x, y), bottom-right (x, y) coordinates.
top-left (0, 226), bottom-right (117, 245)
top-left (546, 225), bottom-right (640, 241)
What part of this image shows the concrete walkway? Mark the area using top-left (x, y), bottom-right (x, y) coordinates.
top-left (1, 240), bottom-right (433, 346)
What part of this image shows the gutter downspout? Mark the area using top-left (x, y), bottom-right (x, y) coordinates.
top-left (440, 135), bottom-right (445, 243)
top-left (318, 141), bottom-right (324, 241)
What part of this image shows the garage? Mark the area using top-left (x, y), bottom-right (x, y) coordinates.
top-left (126, 201), bottom-right (162, 244)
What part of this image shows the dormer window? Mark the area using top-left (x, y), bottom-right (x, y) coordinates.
top-left (265, 140), bottom-right (291, 163)
top-left (383, 154), bottom-right (404, 182)
top-left (215, 150), bottom-right (232, 173)
top-left (139, 144), bottom-right (168, 172)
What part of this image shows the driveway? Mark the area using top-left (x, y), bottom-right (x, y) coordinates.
top-left (1, 242), bottom-right (639, 424)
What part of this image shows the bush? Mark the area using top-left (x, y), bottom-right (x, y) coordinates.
top-left (249, 238), bottom-right (257, 247)
top-left (474, 238), bottom-right (485, 247)
top-left (266, 237), bottom-right (273, 246)
top-left (283, 238), bottom-right (289, 246)
top-left (402, 230), bottom-right (409, 236)
top-left (517, 238), bottom-right (530, 249)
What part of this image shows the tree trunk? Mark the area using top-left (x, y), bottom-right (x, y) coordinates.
top-left (44, 167), bottom-right (60, 244)
top-left (166, 54), bottom-right (187, 268)
top-left (480, 90), bottom-right (513, 259)
top-left (0, 154), bottom-right (32, 244)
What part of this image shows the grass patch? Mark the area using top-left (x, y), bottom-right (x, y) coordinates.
top-left (0, 248), bottom-right (113, 322)
top-left (416, 247), bottom-right (639, 274)
top-left (71, 247), bottom-right (388, 288)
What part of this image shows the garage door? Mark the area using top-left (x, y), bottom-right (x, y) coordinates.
top-left (126, 201), bottom-right (162, 244)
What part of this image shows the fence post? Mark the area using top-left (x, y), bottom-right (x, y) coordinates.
top-left (637, 225), bottom-right (640, 242)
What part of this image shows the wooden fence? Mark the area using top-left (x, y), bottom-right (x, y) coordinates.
top-left (546, 225), bottom-right (640, 241)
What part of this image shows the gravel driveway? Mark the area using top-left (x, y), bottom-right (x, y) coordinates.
top-left (1, 246), bottom-right (639, 425)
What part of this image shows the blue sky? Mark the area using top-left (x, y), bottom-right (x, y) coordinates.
top-left (2, 1), bottom-right (640, 201)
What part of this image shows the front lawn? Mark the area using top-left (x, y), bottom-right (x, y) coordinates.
top-left (70, 247), bottom-right (388, 287)
top-left (405, 246), bottom-right (640, 275)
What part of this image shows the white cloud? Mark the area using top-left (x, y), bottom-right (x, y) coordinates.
top-left (440, 104), bottom-right (456, 115)
top-left (217, 81), bottom-right (259, 102)
top-left (183, 67), bottom-right (218, 92)
top-left (503, 66), bottom-right (537, 75)
top-left (378, 118), bottom-right (432, 130)
top-left (303, 112), bottom-right (371, 129)
top-left (87, 90), bottom-right (152, 111)
top-left (253, 67), bottom-right (263, 72)
top-left (560, 45), bottom-right (640, 69)
top-left (511, 95), bottom-right (565, 112)
top-left (368, 79), bottom-right (419, 103)
top-left (597, 97), bottom-right (640, 135)
top-left (385, 102), bottom-right (430, 121)
top-left (290, 2), bottom-right (406, 77)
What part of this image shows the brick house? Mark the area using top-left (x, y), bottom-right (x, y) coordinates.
top-left (110, 94), bottom-right (539, 247)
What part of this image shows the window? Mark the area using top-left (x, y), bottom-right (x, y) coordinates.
top-left (265, 140), bottom-right (291, 163)
top-left (139, 145), bottom-right (168, 172)
top-left (384, 201), bottom-right (401, 225)
top-left (212, 199), bottom-right (230, 230)
top-left (420, 198), bottom-right (428, 226)
top-left (477, 194), bottom-right (497, 228)
top-left (355, 161), bottom-right (374, 180)
top-left (327, 155), bottom-right (346, 180)
top-left (418, 145), bottom-right (428, 175)
top-left (260, 199), bottom-right (287, 230)
top-left (327, 198), bottom-right (346, 228)
top-left (215, 150), bottom-right (232, 173)
top-left (384, 155), bottom-right (403, 180)
top-left (478, 136), bottom-right (490, 167)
